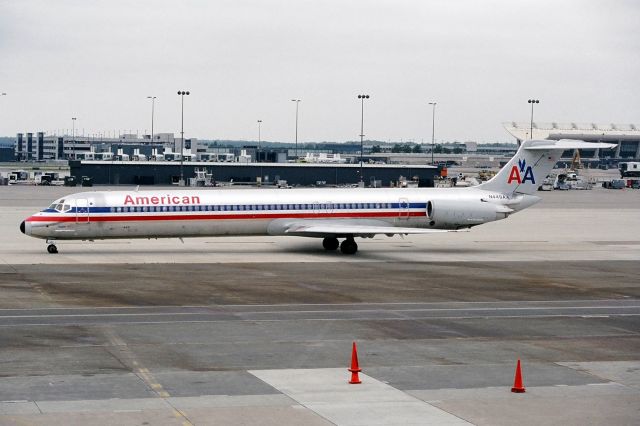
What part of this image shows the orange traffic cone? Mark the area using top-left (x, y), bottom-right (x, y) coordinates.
top-left (348, 341), bottom-right (362, 384)
top-left (511, 359), bottom-right (526, 393)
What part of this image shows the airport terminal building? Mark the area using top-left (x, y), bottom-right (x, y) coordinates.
top-left (503, 122), bottom-right (640, 161)
top-left (10, 121), bottom-right (639, 186)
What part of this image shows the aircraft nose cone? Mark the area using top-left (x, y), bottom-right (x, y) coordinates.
top-left (20, 220), bottom-right (25, 234)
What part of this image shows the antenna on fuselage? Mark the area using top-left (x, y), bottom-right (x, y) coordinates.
top-left (135, 185), bottom-right (140, 192)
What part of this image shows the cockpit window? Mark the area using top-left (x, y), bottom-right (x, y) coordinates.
top-left (47, 200), bottom-right (72, 212)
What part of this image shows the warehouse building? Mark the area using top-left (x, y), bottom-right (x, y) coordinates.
top-left (69, 160), bottom-right (439, 187)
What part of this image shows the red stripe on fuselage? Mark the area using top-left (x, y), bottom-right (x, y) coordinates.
top-left (26, 211), bottom-right (425, 223)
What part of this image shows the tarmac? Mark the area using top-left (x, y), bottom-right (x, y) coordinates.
top-left (0, 185), bottom-right (639, 425)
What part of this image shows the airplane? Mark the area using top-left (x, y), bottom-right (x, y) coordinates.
top-left (21, 139), bottom-right (615, 255)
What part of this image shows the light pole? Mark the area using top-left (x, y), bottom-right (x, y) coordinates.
top-left (291, 99), bottom-right (300, 159)
top-left (528, 99), bottom-right (539, 140)
top-left (257, 119), bottom-right (262, 148)
top-left (71, 117), bottom-right (77, 160)
top-left (147, 96), bottom-right (156, 143)
top-left (177, 90), bottom-right (189, 185)
top-left (428, 102), bottom-right (436, 164)
top-left (357, 94), bottom-right (370, 183)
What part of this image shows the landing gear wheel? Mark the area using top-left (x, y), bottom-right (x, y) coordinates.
top-left (322, 237), bottom-right (339, 251)
top-left (47, 244), bottom-right (58, 254)
top-left (340, 238), bottom-right (358, 255)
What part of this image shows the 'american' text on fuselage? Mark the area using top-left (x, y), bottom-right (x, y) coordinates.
top-left (124, 195), bottom-right (202, 206)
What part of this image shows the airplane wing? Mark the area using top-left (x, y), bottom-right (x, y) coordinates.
top-left (267, 219), bottom-right (455, 237)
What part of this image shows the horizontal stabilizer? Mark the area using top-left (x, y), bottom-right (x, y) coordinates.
top-left (524, 139), bottom-right (617, 150)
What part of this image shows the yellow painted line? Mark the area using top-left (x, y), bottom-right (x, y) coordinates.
top-left (99, 325), bottom-right (194, 425)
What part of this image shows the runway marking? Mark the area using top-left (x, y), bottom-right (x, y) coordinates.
top-left (0, 305), bottom-right (637, 318)
top-left (0, 298), bottom-right (636, 311)
top-left (1, 301), bottom-right (638, 328)
top-left (474, 240), bottom-right (548, 243)
top-left (100, 326), bottom-right (193, 425)
top-left (2, 314), bottom-right (639, 328)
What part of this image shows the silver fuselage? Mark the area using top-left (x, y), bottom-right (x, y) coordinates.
top-left (22, 187), bottom-right (539, 241)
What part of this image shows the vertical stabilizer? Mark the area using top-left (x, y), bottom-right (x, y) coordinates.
top-left (477, 139), bottom-right (616, 195)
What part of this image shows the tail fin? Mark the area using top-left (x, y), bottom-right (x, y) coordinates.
top-left (477, 139), bottom-right (617, 195)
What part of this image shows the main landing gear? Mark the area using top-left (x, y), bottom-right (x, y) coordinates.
top-left (46, 240), bottom-right (58, 254)
top-left (322, 236), bottom-right (358, 255)
top-left (322, 237), bottom-right (340, 251)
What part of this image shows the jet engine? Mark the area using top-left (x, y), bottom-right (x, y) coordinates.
top-left (426, 199), bottom-right (513, 228)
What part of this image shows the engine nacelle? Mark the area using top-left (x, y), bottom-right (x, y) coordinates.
top-left (427, 199), bottom-right (509, 228)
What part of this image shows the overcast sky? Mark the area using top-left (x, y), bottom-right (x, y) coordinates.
top-left (1, 0), bottom-right (638, 143)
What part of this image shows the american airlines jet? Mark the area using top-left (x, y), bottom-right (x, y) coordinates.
top-left (21, 140), bottom-right (614, 254)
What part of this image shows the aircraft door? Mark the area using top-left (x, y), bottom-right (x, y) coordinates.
top-left (75, 198), bottom-right (90, 224)
top-left (398, 198), bottom-right (410, 219)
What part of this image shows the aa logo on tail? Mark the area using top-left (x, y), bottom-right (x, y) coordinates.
top-left (507, 159), bottom-right (535, 184)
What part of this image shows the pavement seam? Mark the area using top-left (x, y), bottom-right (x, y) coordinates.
top-left (248, 373), bottom-right (338, 426)
top-left (99, 325), bottom-right (195, 426)
top-left (555, 362), bottom-right (640, 393)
